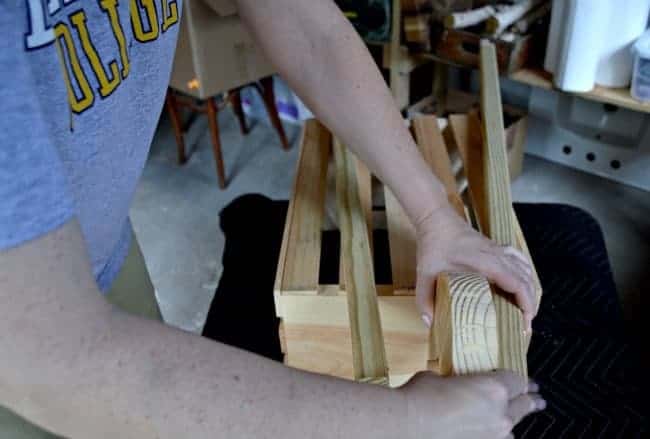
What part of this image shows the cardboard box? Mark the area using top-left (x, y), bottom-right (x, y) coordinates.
top-left (170, 0), bottom-right (275, 99)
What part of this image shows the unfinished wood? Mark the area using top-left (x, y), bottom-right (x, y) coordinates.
top-left (435, 273), bottom-right (498, 376)
top-left (334, 139), bottom-right (389, 384)
top-left (512, 212), bottom-right (542, 312)
top-left (404, 14), bottom-right (431, 51)
top-left (284, 323), bottom-right (354, 380)
top-left (282, 284), bottom-right (394, 298)
top-left (448, 112), bottom-right (488, 233)
top-left (448, 114), bottom-right (542, 350)
top-left (384, 187), bottom-right (416, 293)
top-left (412, 116), bottom-right (458, 194)
top-left (280, 295), bottom-right (428, 386)
top-left (480, 40), bottom-right (527, 376)
top-left (274, 125), bottom-right (307, 311)
top-left (355, 156), bottom-right (374, 253)
top-left (277, 120), bottom-right (330, 295)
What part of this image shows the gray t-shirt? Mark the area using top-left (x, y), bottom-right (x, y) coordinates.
top-left (1, 0), bottom-right (182, 291)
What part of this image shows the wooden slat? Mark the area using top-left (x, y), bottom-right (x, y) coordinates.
top-left (448, 116), bottom-right (543, 355)
top-left (334, 139), bottom-right (389, 384)
top-left (279, 120), bottom-right (331, 294)
top-left (448, 112), bottom-right (488, 233)
top-left (480, 40), bottom-right (527, 376)
top-left (411, 115), bottom-right (467, 220)
top-left (412, 116), bottom-right (457, 194)
top-left (384, 187), bottom-right (416, 293)
top-left (355, 156), bottom-right (374, 253)
top-left (512, 212), bottom-right (542, 312)
top-left (279, 294), bottom-right (428, 387)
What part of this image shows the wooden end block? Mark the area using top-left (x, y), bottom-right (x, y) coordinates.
top-left (434, 272), bottom-right (498, 376)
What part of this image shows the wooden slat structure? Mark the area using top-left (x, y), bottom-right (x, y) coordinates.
top-left (275, 43), bottom-right (541, 384)
top-left (334, 139), bottom-right (389, 384)
top-left (479, 40), bottom-right (527, 376)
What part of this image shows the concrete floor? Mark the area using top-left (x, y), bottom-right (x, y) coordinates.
top-left (131, 110), bottom-right (648, 341)
top-left (131, 110), bottom-right (301, 332)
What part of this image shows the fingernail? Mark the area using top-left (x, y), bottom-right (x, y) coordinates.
top-left (421, 313), bottom-right (432, 328)
top-left (536, 399), bottom-right (547, 411)
top-left (529, 381), bottom-right (539, 392)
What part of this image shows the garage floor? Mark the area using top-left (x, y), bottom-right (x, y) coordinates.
top-left (131, 110), bottom-right (648, 349)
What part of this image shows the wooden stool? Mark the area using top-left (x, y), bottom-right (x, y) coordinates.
top-left (165, 76), bottom-right (290, 189)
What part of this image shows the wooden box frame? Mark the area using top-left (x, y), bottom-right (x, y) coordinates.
top-left (274, 42), bottom-right (541, 387)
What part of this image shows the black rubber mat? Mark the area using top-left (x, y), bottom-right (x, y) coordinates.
top-left (202, 194), bottom-right (647, 437)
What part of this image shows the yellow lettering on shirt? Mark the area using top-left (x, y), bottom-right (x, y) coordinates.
top-left (54, 22), bottom-right (95, 113)
top-left (130, 0), bottom-right (160, 42)
top-left (100, 0), bottom-right (131, 79)
top-left (71, 10), bottom-right (121, 98)
top-left (161, 0), bottom-right (179, 32)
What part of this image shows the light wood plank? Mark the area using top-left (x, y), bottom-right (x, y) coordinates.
top-left (448, 116), bottom-right (543, 356)
top-left (480, 40), bottom-right (527, 376)
top-left (448, 112), bottom-right (489, 233)
top-left (280, 295), bottom-right (428, 387)
top-left (279, 119), bottom-right (331, 294)
top-left (334, 139), bottom-right (389, 384)
top-left (355, 156), bottom-right (374, 252)
top-left (384, 187), bottom-right (417, 291)
top-left (412, 116), bottom-right (458, 194)
top-left (284, 323), bottom-right (355, 381)
top-left (411, 115), bottom-right (467, 220)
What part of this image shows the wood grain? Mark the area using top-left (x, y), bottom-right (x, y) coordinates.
top-left (435, 273), bottom-right (498, 376)
top-left (278, 120), bottom-right (330, 294)
top-left (384, 187), bottom-right (417, 292)
top-left (280, 295), bottom-right (428, 387)
top-left (448, 112), bottom-right (488, 233)
top-left (355, 156), bottom-right (374, 254)
top-left (480, 40), bottom-right (527, 376)
top-left (334, 139), bottom-right (389, 385)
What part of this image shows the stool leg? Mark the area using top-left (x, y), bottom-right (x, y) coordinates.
top-left (166, 91), bottom-right (187, 164)
top-left (206, 98), bottom-right (227, 189)
top-left (229, 89), bottom-right (249, 135)
top-left (257, 76), bottom-right (290, 150)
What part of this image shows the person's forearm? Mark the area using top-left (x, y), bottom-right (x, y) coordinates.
top-left (7, 310), bottom-right (406, 438)
top-left (236, 0), bottom-right (448, 224)
top-left (0, 221), bottom-right (405, 438)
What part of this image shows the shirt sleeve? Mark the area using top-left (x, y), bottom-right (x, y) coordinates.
top-left (0, 10), bottom-right (74, 249)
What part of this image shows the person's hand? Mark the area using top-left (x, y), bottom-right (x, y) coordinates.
top-left (403, 370), bottom-right (545, 439)
top-left (414, 204), bottom-right (536, 330)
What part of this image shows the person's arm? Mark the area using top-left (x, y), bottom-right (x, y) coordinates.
top-left (235, 0), bottom-right (536, 328)
top-left (0, 221), bottom-right (542, 438)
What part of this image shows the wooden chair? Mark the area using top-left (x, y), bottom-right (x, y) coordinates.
top-left (165, 76), bottom-right (290, 189)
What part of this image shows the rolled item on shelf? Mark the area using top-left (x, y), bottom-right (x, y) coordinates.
top-left (595, 0), bottom-right (650, 88)
top-left (444, 5), bottom-right (496, 29)
top-left (486, 0), bottom-right (543, 36)
top-left (555, 0), bottom-right (611, 92)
